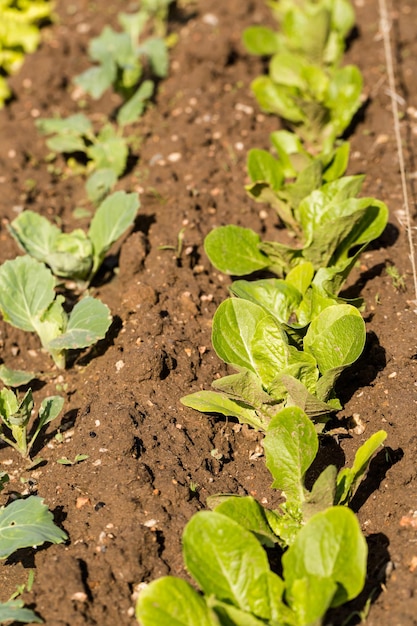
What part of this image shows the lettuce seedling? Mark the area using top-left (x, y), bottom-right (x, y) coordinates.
top-left (246, 130), bottom-right (350, 232)
top-left (0, 495), bottom-right (67, 559)
top-left (243, 0), bottom-right (355, 68)
top-left (0, 0), bottom-right (54, 108)
top-left (9, 191), bottom-right (139, 284)
top-left (0, 256), bottom-right (112, 369)
top-left (36, 115), bottom-right (129, 202)
top-left (182, 298), bottom-right (366, 427)
top-left (73, 2), bottom-right (173, 125)
top-left (204, 182), bottom-right (388, 278)
top-left (136, 505), bottom-right (367, 626)
top-left (251, 55), bottom-right (363, 152)
top-left (0, 388), bottom-right (63, 458)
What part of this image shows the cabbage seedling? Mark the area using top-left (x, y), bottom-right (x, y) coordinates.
top-left (9, 191), bottom-right (139, 285)
top-left (0, 388), bottom-right (63, 458)
top-left (0, 256), bottom-right (112, 369)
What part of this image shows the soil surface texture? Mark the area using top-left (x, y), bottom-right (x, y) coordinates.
top-left (1, 0), bottom-right (417, 624)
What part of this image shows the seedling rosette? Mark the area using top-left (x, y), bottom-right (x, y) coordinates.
top-left (0, 256), bottom-right (112, 369)
top-left (8, 191), bottom-right (139, 284)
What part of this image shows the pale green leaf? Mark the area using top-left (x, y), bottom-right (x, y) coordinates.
top-left (48, 297), bottom-right (111, 351)
top-left (0, 496), bottom-right (67, 559)
top-left (204, 225), bottom-right (269, 276)
top-left (0, 599), bottom-right (42, 624)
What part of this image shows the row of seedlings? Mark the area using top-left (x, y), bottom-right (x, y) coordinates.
top-left (136, 1), bottom-right (389, 624)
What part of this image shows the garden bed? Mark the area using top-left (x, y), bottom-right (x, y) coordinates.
top-left (1, 0), bottom-right (417, 624)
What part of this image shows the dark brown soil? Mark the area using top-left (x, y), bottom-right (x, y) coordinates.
top-left (1, 0), bottom-right (417, 624)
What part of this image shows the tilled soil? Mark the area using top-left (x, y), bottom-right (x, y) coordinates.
top-left (1, 0), bottom-right (417, 624)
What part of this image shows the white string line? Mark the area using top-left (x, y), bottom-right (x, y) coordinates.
top-left (378, 0), bottom-right (417, 303)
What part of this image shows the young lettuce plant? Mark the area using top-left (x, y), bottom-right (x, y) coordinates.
top-left (246, 130), bottom-right (350, 233)
top-left (36, 114), bottom-right (129, 202)
top-left (0, 388), bottom-right (64, 458)
top-left (0, 256), bottom-right (112, 369)
top-left (182, 298), bottom-right (366, 428)
top-left (8, 190), bottom-right (139, 285)
top-left (210, 406), bottom-right (387, 546)
top-left (204, 182), bottom-right (388, 279)
top-left (73, 2), bottom-right (173, 125)
top-left (243, 0), bottom-right (355, 68)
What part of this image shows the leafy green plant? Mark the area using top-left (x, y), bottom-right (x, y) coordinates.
top-left (204, 182), bottom-right (388, 279)
top-left (0, 0), bottom-right (54, 108)
top-left (136, 407), bottom-right (385, 625)
top-left (0, 388), bottom-right (63, 458)
top-left (0, 570), bottom-right (41, 624)
top-left (57, 454), bottom-right (89, 466)
top-left (9, 190), bottom-right (139, 284)
top-left (246, 130), bottom-right (350, 232)
top-left (0, 256), bottom-right (112, 369)
top-left (136, 507), bottom-right (366, 626)
top-left (182, 298), bottom-right (366, 428)
top-left (243, 0), bottom-right (355, 68)
top-left (36, 115), bottom-right (130, 202)
top-left (73, 2), bottom-right (174, 125)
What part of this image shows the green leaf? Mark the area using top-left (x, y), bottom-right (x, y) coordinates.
top-left (283, 506), bottom-right (367, 620)
top-left (88, 191), bottom-right (139, 276)
top-left (213, 496), bottom-right (278, 547)
top-left (0, 496), bottom-right (67, 559)
top-left (8, 210), bottom-right (60, 264)
top-left (212, 299), bottom-right (270, 373)
top-left (0, 599), bottom-right (42, 624)
top-left (303, 304), bottom-right (365, 374)
top-left (139, 37), bottom-right (168, 77)
top-left (37, 395), bottom-right (64, 430)
top-left (303, 465), bottom-right (337, 520)
top-left (263, 407), bottom-right (318, 505)
top-left (36, 113), bottom-right (92, 137)
top-left (86, 128), bottom-right (128, 176)
top-left (73, 61), bottom-right (116, 99)
top-left (136, 576), bottom-right (216, 626)
top-left (204, 225), bottom-right (269, 276)
top-left (242, 26), bottom-right (281, 55)
top-left (336, 430), bottom-right (387, 505)
top-left (230, 278), bottom-right (302, 325)
top-left (86, 168), bottom-right (118, 204)
top-left (117, 79), bottom-right (154, 125)
top-left (183, 511), bottom-right (277, 620)
top-left (180, 390), bottom-right (266, 431)
top-left (0, 256), bottom-right (56, 332)
top-left (48, 297), bottom-right (111, 351)
top-left (0, 364), bottom-right (37, 387)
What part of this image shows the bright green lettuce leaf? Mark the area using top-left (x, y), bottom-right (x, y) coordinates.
top-left (136, 576), bottom-right (216, 626)
top-left (0, 599), bottom-right (42, 624)
top-left (48, 296), bottom-right (111, 351)
top-left (204, 225), bottom-right (269, 275)
top-left (0, 496), bottom-right (67, 559)
top-left (86, 124), bottom-right (128, 176)
top-left (180, 389), bottom-right (267, 431)
top-left (212, 496), bottom-right (278, 548)
top-left (230, 278), bottom-right (302, 325)
top-left (283, 506), bottom-right (367, 620)
top-left (263, 407), bottom-right (318, 504)
top-left (336, 430), bottom-right (387, 505)
top-left (183, 511), bottom-right (284, 621)
top-left (242, 26), bottom-right (281, 56)
top-left (88, 190), bottom-right (139, 276)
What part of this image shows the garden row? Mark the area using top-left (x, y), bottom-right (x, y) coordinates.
top-left (136, 1), bottom-right (391, 624)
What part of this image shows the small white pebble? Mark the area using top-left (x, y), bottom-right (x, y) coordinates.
top-left (202, 13), bottom-right (219, 26)
top-left (143, 519), bottom-right (158, 528)
top-left (115, 360), bottom-right (125, 372)
top-left (167, 152), bottom-right (181, 163)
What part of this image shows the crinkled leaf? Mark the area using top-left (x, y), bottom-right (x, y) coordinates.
top-left (0, 496), bottom-right (67, 559)
top-left (0, 256), bottom-right (56, 332)
top-left (205, 225), bottom-right (269, 276)
top-left (136, 576), bottom-right (216, 626)
top-left (231, 278), bottom-right (302, 326)
top-left (264, 407), bottom-right (318, 504)
top-left (48, 296), bottom-right (111, 351)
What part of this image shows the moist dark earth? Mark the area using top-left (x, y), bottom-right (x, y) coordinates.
top-left (1, 0), bottom-right (417, 624)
